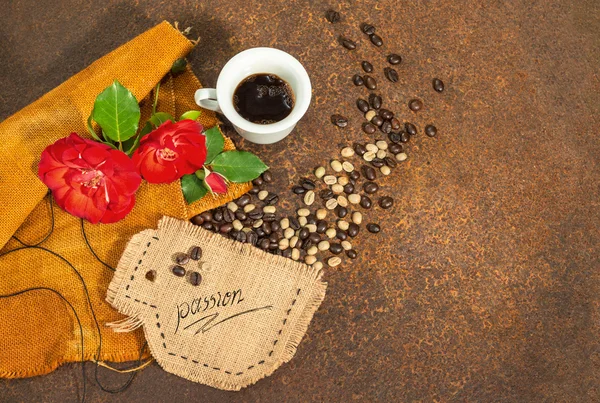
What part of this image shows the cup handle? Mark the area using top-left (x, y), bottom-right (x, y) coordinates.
top-left (194, 88), bottom-right (221, 113)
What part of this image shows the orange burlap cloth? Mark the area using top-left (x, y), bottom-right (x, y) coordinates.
top-left (0, 21), bottom-right (250, 378)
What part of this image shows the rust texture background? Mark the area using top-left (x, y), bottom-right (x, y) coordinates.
top-left (1, 0), bottom-right (599, 401)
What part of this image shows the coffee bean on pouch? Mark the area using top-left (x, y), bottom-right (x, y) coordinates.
top-left (189, 271), bottom-right (202, 286)
top-left (172, 265), bottom-right (186, 277)
top-left (190, 246), bottom-right (202, 260)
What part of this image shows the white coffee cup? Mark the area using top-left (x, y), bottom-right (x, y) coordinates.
top-left (194, 47), bottom-right (311, 144)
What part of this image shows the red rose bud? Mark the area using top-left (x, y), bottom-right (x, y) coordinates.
top-left (132, 120), bottom-right (207, 184)
top-left (38, 133), bottom-right (141, 224)
top-left (204, 171), bottom-right (228, 194)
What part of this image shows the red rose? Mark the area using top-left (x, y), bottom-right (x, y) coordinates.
top-left (38, 133), bottom-right (141, 224)
top-left (132, 120), bottom-right (207, 184)
top-left (204, 171), bottom-right (228, 194)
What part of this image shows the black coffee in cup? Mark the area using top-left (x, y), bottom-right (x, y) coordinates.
top-left (233, 74), bottom-right (294, 124)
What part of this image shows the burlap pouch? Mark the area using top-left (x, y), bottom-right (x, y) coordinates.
top-left (0, 22), bottom-right (250, 378)
top-left (107, 217), bottom-right (327, 390)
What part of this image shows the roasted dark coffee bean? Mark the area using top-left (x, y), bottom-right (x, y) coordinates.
top-left (235, 210), bottom-right (247, 221)
top-left (400, 132), bottom-right (410, 143)
top-left (433, 78), bottom-right (445, 92)
top-left (213, 210), bottom-right (223, 222)
top-left (381, 121), bottom-right (392, 134)
top-left (289, 216), bottom-right (301, 230)
top-left (269, 241), bottom-right (279, 250)
top-left (243, 219), bottom-right (254, 227)
top-left (343, 183), bottom-right (355, 194)
top-left (262, 171), bottom-right (273, 183)
top-left (271, 221), bottom-right (280, 232)
top-left (368, 94), bottom-right (382, 109)
top-left (361, 61), bottom-right (373, 73)
top-left (306, 214), bottom-right (317, 225)
top-left (255, 227), bottom-right (266, 237)
top-left (248, 187), bottom-right (260, 195)
top-left (354, 143), bottom-right (367, 156)
top-left (380, 109), bottom-right (394, 120)
top-left (379, 196), bottom-right (394, 209)
top-left (293, 185), bottom-right (307, 194)
top-left (384, 156), bottom-right (398, 167)
top-left (370, 158), bottom-right (385, 168)
top-left (190, 246), bottom-right (202, 260)
top-left (269, 232), bottom-right (281, 243)
top-left (363, 182), bottom-right (379, 194)
top-left (262, 222), bottom-right (272, 235)
top-left (361, 23), bottom-right (376, 35)
top-left (200, 211), bottom-right (213, 222)
top-left (388, 132), bottom-right (401, 143)
top-left (362, 165), bottom-right (376, 180)
top-left (299, 227), bottom-right (310, 240)
top-left (363, 122), bottom-right (376, 134)
top-left (301, 178), bottom-right (316, 190)
top-left (371, 115), bottom-right (384, 127)
top-left (336, 206), bottom-right (348, 218)
top-left (357, 99), bottom-right (369, 113)
top-left (367, 223), bottom-right (381, 233)
top-left (201, 222), bottom-right (214, 231)
top-left (248, 210), bottom-right (263, 220)
top-left (317, 220), bottom-right (328, 234)
top-left (330, 243), bottom-right (344, 254)
top-left (348, 223), bottom-right (360, 237)
top-left (189, 271), bottom-right (202, 286)
top-left (325, 9), bottom-right (341, 23)
top-left (320, 189), bottom-right (334, 200)
top-left (405, 122), bottom-right (417, 136)
top-left (302, 239), bottom-right (314, 250)
top-left (364, 75), bottom-right (377, 90)
top-left (236, 194), bottom-right (251, 207)
top-left (172, 265), bottom-right (186, 277)
top-left (360, 195), bottom-right (373, 209)
top-left (340, 37), bottom-right (357, 50)
top-left (390, 118), bottom-right (401, 131)
top-left (408, 99), bottom-right (423, 112)
top-left (191, 214), bottom-right (204, 226)
top-left (247, 231), bottom-right (258, 246)
top-left (389, 142), bottom-right (404, 154)
top-left (369, 33), bottom-right (383, 46)
top-left (263, 213), bottom-right (276, 222)
top-left (252, 176), bottom-right (264, 186)
top-left (349, 170), bottom-right (361, 180)
top-left (331, 114), bottom-right (349, 128)
top-left (219, 223), bottom-right (234, 234)
top-left (336, 230), bottom-right (348, 241)
top-left (388, 53), bottom-right (402, 65)
top-left (145, 270), bottom-right (156, 282)
top-left (346, 249), bottom-right (358, 259)
top-left (265, 194), bottom-right (279, 205)
top-left (175, 253), bottom-right (190, 265)
top-left (384, 67), bottom-right (399, 83)
top-left (282, 248), bottom-right (292, 258)
top-left (309, 232), bottom-right (321, 244)
top-left (353, 74), bottom-right (365, 86)
top-left (259, 238), bottom-right (270, 250)
top-left (425, 124), bottom-right (438, 137)
top-left (223, 209), bottom-right (235, 223)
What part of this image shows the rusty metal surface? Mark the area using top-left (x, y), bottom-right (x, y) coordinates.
top-left (1, 0), bottom-right (599, 401)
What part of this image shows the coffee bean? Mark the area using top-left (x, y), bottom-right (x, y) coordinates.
top-left (247, 231), bottom-right (258, 246)
top-left (317, 220), bottom-right (328, 234)
top-left (336, 205), bottom-right (348, 218)
top-left (433, 78), bottom-right (445, 92)
top-left (384, 67), bottom-right (399, 82)
top-left (202, 222), bottom-right (213, 231)
top-left (388, 143), bottom-right (404, 154)
top-left (361, 61), bottom-right (373, 73)
top-left (262, 171), bottom-right (273, 183)
top-left (265, 194), bottom-right (279, 205)
top-left (331, 114), bottom-right (349, 128)
top-left (343, 183), bottom-right (355, 194)
top-left (301, 178), bottom-right (316, 190)
top-left (340, 37), bottom-right (357, 50)
top-left (405, 122), bottom-right (417, 136)
top-left (271, 220), bottom-right (281, 232)
top-left (309, 232), bottom-right (321, 244)
top-left (299, 227), bottom-right (309, 240)
top-left (336, 229), bottom-right (348, 241)
top-left (369, 116), bottom-right (382, 127)
top-left (367, 223), bottom-right (381, 233)
top-left (269, 241), bottom-right (279, 250)
top-left (380, 109), bottom-right (394, 120)
top-left (175, 253), bottom-right (190, 265)
top-left (369, 33), bottom-right (383, 46)
top-left (293, 186), bottom-right (307, 194)
top-left (388, 132), bottom-right (401, 143)
top-left (269, 232), bottom-right (282, 243)
top-left (145, 270), bottom-right (156, 282)
top-left (320, 189), bottom-right (334, 200)
top-left (236, 194), bottom-right (251, 207)
top-left (364, 75), bottom-right (377, 90)
top-left (306, 214), bottom-right (317, 225)
top-left (190, 246), bottom-right (202, 260)
top-left (223, 209), bottom-right (234, 223)
top-left (360, 195), bottom-right (373, 209)
top-left (213, 210), bottom-right (223, 222)
top-left (379, 196), bottom-right (394, 209)
top-left (357, 99), bottom-right (369, 113)
top-left (252, 176), bottom-right (264, 186)
top-left (390, 118), bottom-right (401, 131)
top-left (330, 243), bottom-right (344, 254)
top-left (361, 23), bottom-right (375, 35)
top-left (282, 249), bottom-right (292, 258)
top-left (235, 210), bottom-right (247, 221)
top-left (191, 214), bottom-right (204, 226)
top-left (363, 122), bottom-right (376, 134)
top-left (248, 210), bottom-right (263, 220)
top-left (370, 158), bottom-right (385, 168)
top-left (425, 124), bottom-right (438, 137)
top-left (189, 271), bottom-right (202, 286)
top-left (368, 94), bottom-right (382, 109)
top-left (263, 213), bottom-right (276, 222)
top-left (341, 147), bottom-right (355, 158)
top-left (302, 239), bottom-right (314, 250)
top-left (325, 9), bottom-right (341, 23)
top-left (381, 121), bottom-right (392, 134)
top-left (346, 249), bottom-right (358, 259)
top-left (349, 170), bottom-right (361, 181)
top-left (289, 216), bottom-right (301, 230)
top-left (172, 265), bottom-right (186, 277)
top-left (219, 223), bottom-right (233, 234)
top-left (348, 223), bottom-right (360, 237)
top-left (236, 230), bottom-right (248, 243)
top-left (362, 165), bottom-right (376, 180)
top-left (353, 74), bottom-right (365, 86)
top-left (200, 211), bottom-right (213, 222)
top-left (384, 156), bottom-right (398, 167)
top-left (388, 53), bottom-right (402, 65)
top-left (400, 132), bottom-right (410, 143)
top-left (348, 193), bottom-right (361, 204)
top-left (259, 238), bottom-right (270, 250)
top-left (354, 143), bottom-right (367, 156)
top-left (409, 99), bottom-right (423, 112)
top-left (363, 181), bottom-right (378, 194)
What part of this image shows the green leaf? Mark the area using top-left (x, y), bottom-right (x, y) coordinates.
top-left (179, 110), bottom-right (202, 121)
top-left (149, 112), bottom-right (174, 127)
top-left (208, 150), bottom-right (268, 183)
top-left (92, 80), bottom-right (140, 143)
top-left (181, 173), bottom-right (208, 204)
top-left (204, 126), bottom-right (225, 164)
top-left (124, 121), bottom-right (153, 155)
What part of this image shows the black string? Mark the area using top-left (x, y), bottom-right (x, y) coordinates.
top-left (80, 219), bottom-right (115, 271)
top-left (11, 192), bottom-right (54, 247)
